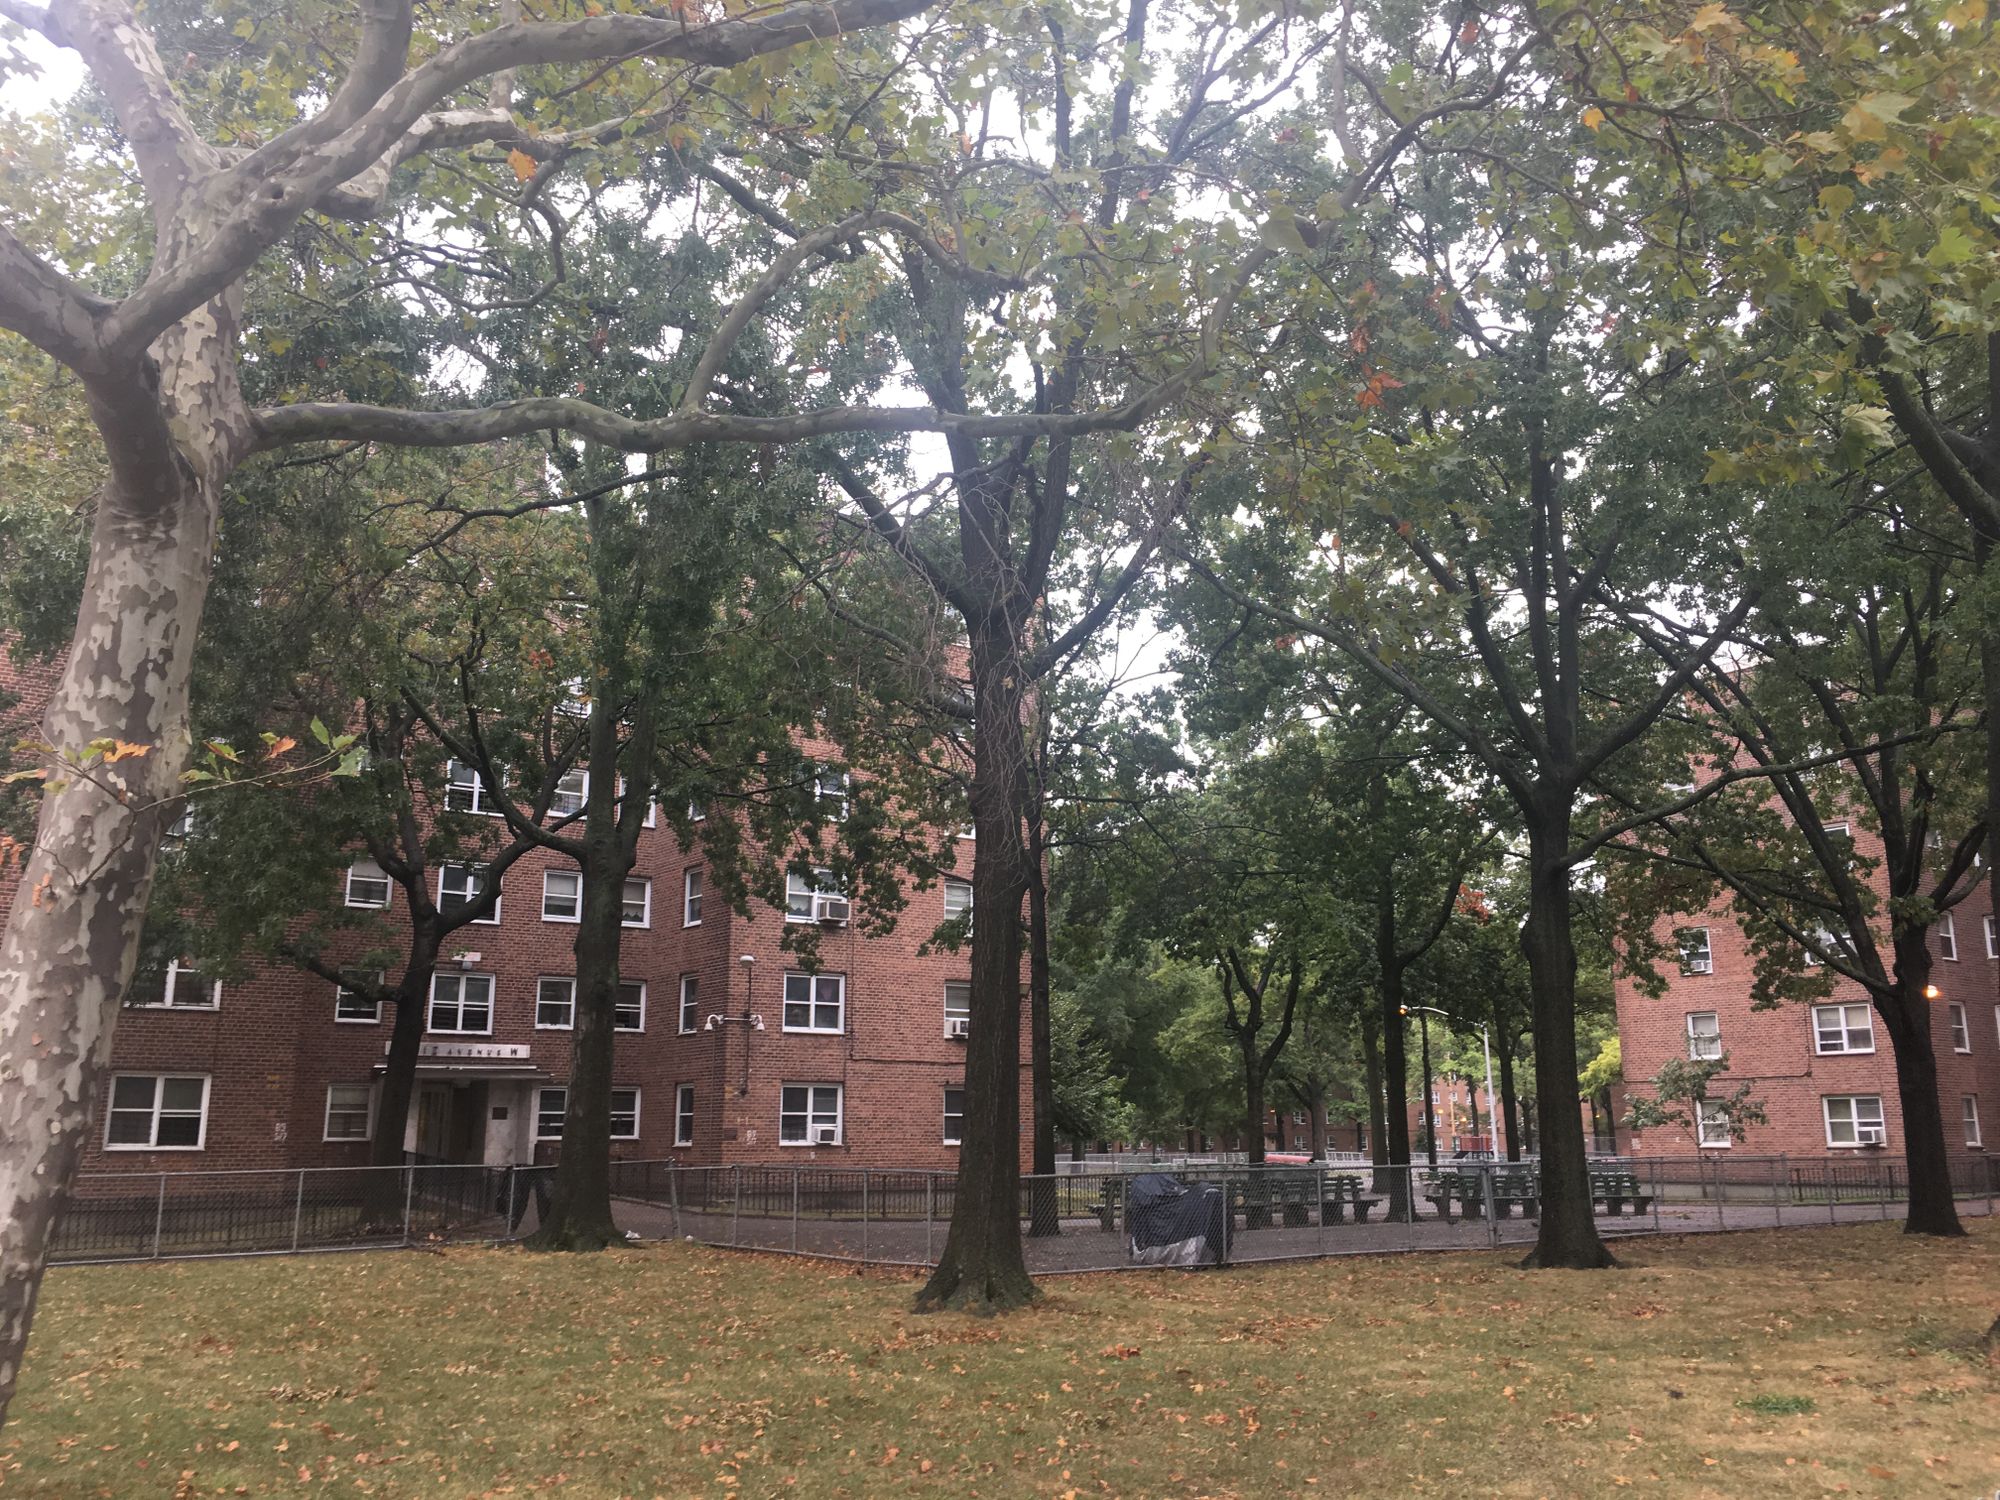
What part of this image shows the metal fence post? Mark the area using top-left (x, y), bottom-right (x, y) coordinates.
top-left (731, 1164), bottom-right (741, 1247)
top-left (1877, 1159), bottom-right (1890, 1220)
top-left (1771, 1156), bottom-right (1783, 1228)
top-left (504, 1168), bottom-right (518, 1239)
top-left (152, 1172), bottom-right (167, 1259)
top-left (861, 1168), bottom-right (871, 1266)
top-left (923, 1173), bottom-right (934, 1264)
top-left (403, 1165), bottom-right (415, 1245)
top-left (292, 1168), bottom-right (306, 1253)
top-left (1714, 1156), bottom-right (1726, 1231)
top-left (1649, 1159), bottom-right (1661, 1234)
top-left (1483, 1164), bottom-right (1498, 1249)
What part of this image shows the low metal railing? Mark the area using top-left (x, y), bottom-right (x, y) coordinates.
top-left (53, 1154), bottom-right (1994, 1269)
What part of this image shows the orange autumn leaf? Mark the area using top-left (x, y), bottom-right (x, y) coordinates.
top-left (263, 736), bottom-right (298, 760)
top-left (105, 740), bottom-right (152, 762)
top-left (507, 148), bottom-right (537, 182)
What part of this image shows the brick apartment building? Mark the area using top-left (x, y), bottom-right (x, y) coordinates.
top-left (1, 645), bottom-right (1030, 1179)
top-left (1616, 816), bottom-right (1996, 1165)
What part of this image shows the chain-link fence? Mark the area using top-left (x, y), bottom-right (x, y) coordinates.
top-left (53, 1154), bottom-right (1997, 1269)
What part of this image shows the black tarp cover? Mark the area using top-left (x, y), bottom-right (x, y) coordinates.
top-left (1126, 1172), bottom-right (1224, 1266)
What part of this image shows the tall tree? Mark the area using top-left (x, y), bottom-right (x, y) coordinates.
top-left (1604, 494), bottom-right (1982, 1235)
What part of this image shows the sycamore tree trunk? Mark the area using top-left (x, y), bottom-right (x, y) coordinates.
top-left (1497, 1026), bottom-right (1523, 1163)
top-left (1025, 828), bottom-right (1058, 1237)
top-left (363, 926), bottom-right (442, 1220)
top-left (0, 302), bottom-right (245, 1428)
top-left (529, 844), bottom-right (628, 1250)
top-left (1378, 961), bottom-right (1414, 1214)
top-left (1518, 807), bottom-right (1613, 1268)
top-left (916, 620), bottom-right (1035, 1313)
top-left (1303, 1080), bottom-right (1328, 1161)
top-left (1880, 935), bottom-right (1964, 1237)
top-left (1360, 1001), bottom-right (1387, 1171)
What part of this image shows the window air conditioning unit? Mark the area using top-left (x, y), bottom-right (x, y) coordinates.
top-left (946, 1017), bottom-right (970, 1040)
top-left (1686, 959), bottom-right (1712, 975)
top-left (814, 1126), bottom-right (839, 1145)
top-left (815, 895), bottom-right (851, 924)
top-left (1856, 1126), bottom-right (1885, 1145)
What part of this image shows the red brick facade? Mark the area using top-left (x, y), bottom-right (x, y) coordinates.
top-left (2, 647), bottom-right (1032, 1177)
top-left (1615, 818), bottom-right (1997, 1165)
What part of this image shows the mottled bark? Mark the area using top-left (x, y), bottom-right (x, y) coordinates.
top-left (1881, 935), bottom-right (1964, 1237)
top-left (916, 621), bottom-right (1036, 1313)
top-left (1517, 812), bottom-right (1614, 1269)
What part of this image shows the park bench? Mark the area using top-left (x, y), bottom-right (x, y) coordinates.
top-left (1590, 1171), bottom-right (1654, 1216)
top-left (1320, 1174), bottom-right (1383, 1224)
top-left (1235, 1170), bottom-right (1320, 1228)
top-left (1488, 1168), bottom-right (1540, 1218)
top-left (1424, 1170), bottom-right (1486, 1221)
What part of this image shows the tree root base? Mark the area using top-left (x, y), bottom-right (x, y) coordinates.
top-left (1516, 1242), bottom-right (1619, 1270)
top-left (913, 1265), bottom-right (1040, 1316)
top-left (522, 1221), bottom-right (623, 1253)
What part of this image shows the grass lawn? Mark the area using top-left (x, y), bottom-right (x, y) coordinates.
top-left (2, 1223), bottom-right (1995, 1498)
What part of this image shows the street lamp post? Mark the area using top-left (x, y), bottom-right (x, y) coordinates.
top-left (1402, 1005), bottom-right (1499, 1160)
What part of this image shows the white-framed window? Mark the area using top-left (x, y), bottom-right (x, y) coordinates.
top-left (1673, 926), bottom-right (1711, 976)
top-left (164, 805), bottom-right (196, 842)
top-left (1812, 1002), bottom-right (1874, 1054)
top-left (943, 878), bottom-right (973, 931)
top-left (535, 1087), bottom-right (640, 1140)
top-left (815, 768), bottom-right (850, 820)
top-left (1695, 1099), bottom-right (1731, 1148)
top-left (783, 972), bottom-right (845, 1033)
top-left (621, 877), bottom-right (651, 928)
top-left (616, 981), bottom-right (645, 1032)
top-left (334, 969), bottom-right (384, 1024)
top-left (428, 972), bottom-right (494, 1034)
top-left (956, 823), bottom-right (975, 841)
top-left (1948, 1001), bottom-right (1970, 1053)
top-left (679, 975), bottom-right (699, 1034)
top-left (536, 976), bottom-right (575, 1029)
top-left (104, 1074), bottom-right (209, 1150)
top-left (438, 863), bottom-right (501, 924)
top-left (779, 1083), bottom-right (843, 1146)
top-left (551, 768), bottom-right (587, 818)
top-left (1995, 1002), bottom-right (2000, 1049)
top-left (557, 675), bottom-right (590, 718)
top-left (943, 1086), bottom-right (965, 1145)
top-left (444, 758), bottom-right (500, 815)
top-left (675, 1084), bottom-right (695, 1146)
top-left (542, 868), bottom-right (582, 922)
top-left (324, 1083), bottom-right (373, 1141)
top-left (1987, 915), bottom-right (1998, 959)
top-left (1823, 1094), bottom-right (1887, 1148)
top-left (683, 868), bottom-right (703, 927)
top-left (130, 958), bottom-right (220, 1010)
top-left (944, 980), bottom-right (971, 1038)
top-left (1963, 1095), bottom-right (1983, 1148)
top-left (1938, 913), bottom-right (1958, 961)
top-left (785, 868), bottom-right (849, 923)
top-left (688, 796), bottom-right (708, 822)
top-left (344, 859), bottom-right (392, 909)
top-left (1685, 1011), bottom-right (1721, 1060)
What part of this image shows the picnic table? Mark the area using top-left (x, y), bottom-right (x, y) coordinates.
top-left (1320, 1174), bottom-right (1384, 1224)
top-left (1235, 1169), bottom-right (1320, 1227)
top-left (1590, 1170), bottom-right (1654, 1215)
top-left (1424, 1169), bottom-right (1489, 1221)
